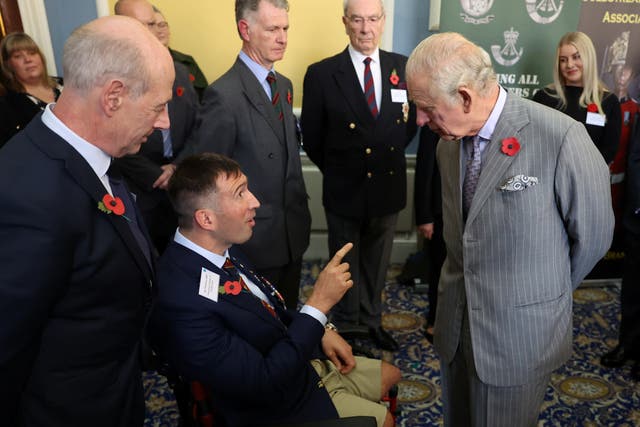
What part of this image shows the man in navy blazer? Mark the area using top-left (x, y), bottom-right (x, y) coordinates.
top-left (0, 16), bottom-right (174, 426)
top-left (301, 0), bottom-right (417, 351)
top-left (149, 153), bottom-right (400, 427)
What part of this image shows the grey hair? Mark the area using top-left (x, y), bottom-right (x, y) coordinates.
top-left (406, 32), bottom-right (497, 105)
top-left (62, 22), bottom-right (150, 98)
top-left (235, 0), bottom-right (289, 23)
top-left (343, 0), bottom-right (385, 16)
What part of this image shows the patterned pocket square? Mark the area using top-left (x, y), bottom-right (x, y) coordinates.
top-left (499, 174), bottom-right (538, 192)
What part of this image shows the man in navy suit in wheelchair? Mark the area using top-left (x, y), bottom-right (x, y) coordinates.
top-left (149, 153), bottom-right (400, 427)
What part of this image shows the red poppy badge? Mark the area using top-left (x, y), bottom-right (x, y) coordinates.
top-left (587, 103), bottom-right (598, 113)
top-left (98, 193), bottom-right (125, 216)
top-left (389, 69), bottom-right (399, 86)
top-left (501, 137), bottom-right (520, 156)
top-left (176, 86), bottom-right (184, 97)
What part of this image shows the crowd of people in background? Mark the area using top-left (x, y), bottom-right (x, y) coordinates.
top-left (0, 0), bottom-right (638, 426)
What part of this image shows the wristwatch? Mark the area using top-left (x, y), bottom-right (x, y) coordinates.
top-left (325, 322), bottom-right (338, 332)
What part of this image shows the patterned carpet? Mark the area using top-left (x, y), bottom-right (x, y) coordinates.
top-left (143, 261), bottom-right (640, 427)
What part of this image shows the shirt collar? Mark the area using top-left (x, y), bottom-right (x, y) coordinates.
top-left (41, 103), bottom-right (111, 180)
top-left (348, 44), bottom-right (380, 64)
top-left (238, 50), bottom-right (273, 84)
top-left (173, 228), bottom-right (228, 269)
top-left (477, 85), bottom-right (507, 141)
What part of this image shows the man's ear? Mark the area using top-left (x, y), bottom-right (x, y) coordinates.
top-left (194, 208), bottom-right (217, 231)
top-left (102, 79), bottom-right (126, 117)
top-left (238, 19), bottom-right (250, 42)
top-left (459, 86), bottom-right (472, 113)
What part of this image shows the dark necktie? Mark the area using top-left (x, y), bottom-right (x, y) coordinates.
top-left (266, 71), bottom-right (284, 121)
top-left (363, 57), bottom-right (378, 117)
top-left (108, 170), bottom-right (152, 265)
top-left (223, 257), bottom-right (279, 318)
top-left (462, 136), bottom-right (482, 219)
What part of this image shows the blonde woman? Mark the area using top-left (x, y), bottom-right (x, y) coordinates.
top-left (533, 31), bottom-right (620, 164)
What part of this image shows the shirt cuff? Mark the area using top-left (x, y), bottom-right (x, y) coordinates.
top-left (299, 304), bottom-right (327, 326)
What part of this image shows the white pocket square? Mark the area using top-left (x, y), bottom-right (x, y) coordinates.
top-left (499, 174), bottom-right (538, 192)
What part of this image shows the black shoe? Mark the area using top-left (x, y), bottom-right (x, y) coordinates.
top-left (632, 361), bottom-right (640, 381)
top-left (369, 327), bottom-right (399, 352)
top-left (601, 345), bottom-right (631, 368)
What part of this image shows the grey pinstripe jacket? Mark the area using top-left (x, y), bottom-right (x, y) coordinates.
top-left (434, 93), bottom-right (614, 386)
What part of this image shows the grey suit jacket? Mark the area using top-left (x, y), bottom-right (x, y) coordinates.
top-left (190, 58), bottom-right (311, 269)
top-left (435, 93), bottom-right (614, 386)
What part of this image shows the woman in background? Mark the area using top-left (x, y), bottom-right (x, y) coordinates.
top-left (533, 31), bottom-right (620, 164)
top-left (0, 32), bottom-right (63, 147)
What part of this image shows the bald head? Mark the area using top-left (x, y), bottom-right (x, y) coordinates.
top-left (115, 0), bottom-right (156, 28)
top-left (63, 15), bottom-right (169, 97)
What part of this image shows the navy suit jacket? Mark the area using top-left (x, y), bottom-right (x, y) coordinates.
top-left (149, 241), bottom-right (338, 427)
top-left (626, 111), bottom-right (640, 235)
top-left (0, 117), bottom-right (153, 426)
top-left (301, 47), bottom-right (417, 219)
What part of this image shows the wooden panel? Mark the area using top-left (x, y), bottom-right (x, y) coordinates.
top-left (0, 0), bottom-right (23, 37)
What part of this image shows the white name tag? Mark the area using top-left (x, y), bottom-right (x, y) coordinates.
top-left (586, 112), bottom-right (605, 127)
top-left (198, 267), bottom-right (220, 302)
top-left (391, 89), bottom-right (407, 103)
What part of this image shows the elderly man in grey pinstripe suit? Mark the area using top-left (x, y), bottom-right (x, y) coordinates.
top-left (406, 33), bottom-right (614, 427)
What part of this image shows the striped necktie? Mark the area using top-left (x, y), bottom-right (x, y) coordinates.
top-left (266, 71), bottom-right (284, 121)
top-left (363, 57), bottom-right (378, 117)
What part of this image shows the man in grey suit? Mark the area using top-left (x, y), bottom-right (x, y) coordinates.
top-left (406, 33), bottom-right (614, 426)
top-left (189, 0), bottom-right (310, 308)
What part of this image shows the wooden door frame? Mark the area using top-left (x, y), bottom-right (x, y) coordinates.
top-left (0, 0), bottom-right (23, 37)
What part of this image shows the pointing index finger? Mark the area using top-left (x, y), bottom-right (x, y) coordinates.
top-left (329, 242), bottom-right (353, 266)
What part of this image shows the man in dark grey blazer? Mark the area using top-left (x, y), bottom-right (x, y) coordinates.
top-left (301, 0), bottom-right (416, 351)
top-left (189, 0), bottom-right (310, 308)
top-left (406, 33), bottom-right (614, 426)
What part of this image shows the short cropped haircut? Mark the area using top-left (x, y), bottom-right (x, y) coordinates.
top-left (406, 32), bottom-right (497, 106)
top-left (62, 21), bottom-right (150, 98)
top-left (342, 0), bottom-right (384, 16)
top-left (235, 0), bottom-right (288, 24)
top-left (169, 153), bottom-right (242, 229)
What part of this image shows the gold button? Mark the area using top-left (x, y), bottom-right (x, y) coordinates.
top-left (365, 148), bottom-right (372, 154)
top-left (389, 170), bottom-right (394, 175)
top-left (367, 172), bottom-right (372, 178)
top-left (349, 123), bottom-right (356, 129)
top-left (396, 119), bottom-right (401, 124)
top-left (390, 147), bottom-right (395, 151)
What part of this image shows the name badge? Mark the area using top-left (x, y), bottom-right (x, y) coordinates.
top-left (391, 89), bottom-right (407, 103)
top-left (198, 267), bottom-right (220, 302)
top-left (586, 112), bottom-right (605, 127)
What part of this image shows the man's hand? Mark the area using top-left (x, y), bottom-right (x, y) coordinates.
top-left (321, 329), bottom-right (356, 374)
top-left (153, 163), bottom-right (177, 190)
top-left (418, 223), bottom-right (434, 240)
top-left (306, 242), bottom-right (353, 314)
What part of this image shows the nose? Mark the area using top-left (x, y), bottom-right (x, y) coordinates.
top-left (155, 105), bottom-right (170, 130)
top-left (416, 109), bottom-right (431, 127)
top-left (248, 190), bottom-right (260, 209)
top-left (277, 29), bottom-right (287, 45)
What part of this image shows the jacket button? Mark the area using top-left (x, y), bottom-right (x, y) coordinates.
top-left (390, 146), bottom-right (395, 151)
top-left (365, 148), bottom-right (372, 155)
top-left (268, 153), bottom-right (274, 159)
top-left (396, 119), bottom-right (401, 124)
top-left (349, 123), bottom-right (356, 129)
top-left (389, 170), bottom-right (394, 175)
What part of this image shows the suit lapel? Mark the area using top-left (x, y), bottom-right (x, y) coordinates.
top-left (333, 48), bottom-right (375, 126)
top-left (30, 122), bottom-right (153, 281)
top-left (235, 59), bottom-right (285, 145)
top-left (378, 51), bottom-right (394, 118)
top-left (466, 94), bottom-right (530, 225)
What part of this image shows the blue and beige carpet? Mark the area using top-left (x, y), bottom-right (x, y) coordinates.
top-left (143, 262), bottom-right (640, 426)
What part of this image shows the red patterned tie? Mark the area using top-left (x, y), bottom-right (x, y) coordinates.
top-left (223, 258), bottom-right (277, 318)
top-left (363, 57), bottom-right (378, 117)
top-left (266, 72), bottom-right (284, 121)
